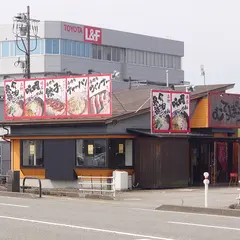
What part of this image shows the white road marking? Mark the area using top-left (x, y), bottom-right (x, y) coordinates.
top-left (177, 189), bottom-right (194, 192)
top-left (129, 208), bottom-right (240, 220)
top-left (0, 203), bottom-right (29, 208)
top-left (0, 215), bottom-right (175, 240)
top-left (169, 221), bottom-right (240, 231)
top-left (124, 198), bottom-right (142, 201)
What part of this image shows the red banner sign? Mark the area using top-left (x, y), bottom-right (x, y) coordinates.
top-left (151, 90), bottom-right (190, 133)
top-left (84, 26), bottom-right (102, 44)
top-left (4, 74), bottom-right (112, 120)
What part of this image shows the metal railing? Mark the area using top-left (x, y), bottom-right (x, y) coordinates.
top-left (22, 176), bottom-right (42, 198)
top-left (78, 176), bottom-right (116, 198)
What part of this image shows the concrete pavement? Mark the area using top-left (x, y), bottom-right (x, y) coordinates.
top-left (117, 186), bottom-right (240, 209)
top-left (0, 194), bottom-right (239, 239)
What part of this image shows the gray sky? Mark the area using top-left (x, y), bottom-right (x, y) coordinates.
top-left (1, 0), bottom-right (239, 92)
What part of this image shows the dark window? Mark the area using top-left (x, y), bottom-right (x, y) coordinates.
top-left (112, 47), bottom-right (118, 61)
top-left (21, 140), bottom-right (44, 167)
top-left (108, 139), bottom-right (133, 168)
top-left (103, 46), bottom-right (111, 61)
top-left (97, 45), bottom-right (102, 60)
top-left (92, 45), bottom-right (98, 59)
top-left (76, 139), bottom-right (107, 167)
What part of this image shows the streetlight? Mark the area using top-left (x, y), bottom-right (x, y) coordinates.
top-left (200, 65), bottom-right (206, 85)
top-left (12, 6), bottom-right (40, 79)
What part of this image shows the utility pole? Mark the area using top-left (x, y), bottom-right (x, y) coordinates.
top-left (26, 6), bottom-right (31, 79)
top-left (12, 6), bottom-right (40, 79)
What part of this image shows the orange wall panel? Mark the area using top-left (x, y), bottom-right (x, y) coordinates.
top-left (21, 168), bottom-right (45, 179)
top-left (214, 133), bottom-right (227, 137)
top-left (8, 135), bottom-right (135, 140)
top-left (11, 139), bottom-right (45, 179)
top-left (12, 139), bottom-right (24, 178)
top-left (74, 169), bottom-right (134, 177)
top-left (191, 98), bottom-right (209, 128)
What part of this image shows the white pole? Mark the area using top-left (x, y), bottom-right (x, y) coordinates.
top-left (166, 70), bottom-right (169, 87)
top-left (203, 172), bottom-right (210, 208)
top-left (112, 177), bottom-right (116, 198)
top-left (205, 183), bottom-right (208, 207)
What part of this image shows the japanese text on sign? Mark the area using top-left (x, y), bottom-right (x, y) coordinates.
top-left (172, 94), bottom-right (189, 109)
top-left (25, 80), bottom-right (44, 99)
top-left (46, 79), bottom-right (60, 98)
top-left (5, 81), bottom-right (24, 102)
top-left (67, 77), bottom-right (88, 95)
top-left (208, 92), bottom-right (240, 127)
top-left (172, 93), bottom-right (189, 112)
top-left (89, 76), bottom-right (110, 98)
top-left (152, 92), bottom-right (171, 117)
top-left (212, 99), bottom-right (240, 122)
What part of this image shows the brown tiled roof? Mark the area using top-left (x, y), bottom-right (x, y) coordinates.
top-left (0, 83), bottom-right (234, 126)
top-left (175, 83), bottom-right (235, 99)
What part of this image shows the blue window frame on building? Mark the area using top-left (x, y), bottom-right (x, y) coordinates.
top-left (1, 39), bottom-right (44, 57)
top-left (61, 39), bottom-right (67, 55)
top-left (45, 39), bottom-right (59, 54)
top-left (2, 42), bottom-right (9, 57)
top-left (15, 39), bottom-right (42, 56)
top-left (72, 41), bottom-right (76, 56)
top-left (80, 42), bottom-right (85, 57)
top-left (66, 40), bottom-right (71, 55)
top-left (85, 43), bottom-right (92, 58)
top-left (15, 40), bottom-right (26, 56)
top-left (60, 39), bottom-right (91, 58)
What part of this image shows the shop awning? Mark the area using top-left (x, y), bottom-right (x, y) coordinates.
top-left (127, 128), bottom-right (240, 142)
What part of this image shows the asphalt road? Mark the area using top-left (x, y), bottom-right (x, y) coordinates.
top-left (0, 195), bottom-right (239, 240)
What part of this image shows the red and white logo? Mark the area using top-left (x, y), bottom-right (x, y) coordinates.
top-left (84, 26), bottom-right (102, 44)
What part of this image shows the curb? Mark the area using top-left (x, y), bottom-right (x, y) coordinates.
top-left (85, 194), bottom-right (114, 200)
top-left (0, 189), bottom-right (115, 200)
top-left (156, 205), bottom-right (240, 217)
top-left (0, 191), bottom-right (38, 199)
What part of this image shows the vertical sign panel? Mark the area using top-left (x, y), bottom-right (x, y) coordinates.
top-left (24, 79), bottom-right (45, 117)
top-left (171, 92), bottom-right (190, 132)
top-left (45, 78), bottom-right (67, 117)
top-left (150, 90), bottom-right (190, 133)
top-left (151, 90), bottom-right (171, 133)
top-left (4, 80), bottom-right (24, 119)
top-left (66, 76), bottom-right (89, 116)
top-left (88, 74), bottom-right (112, 115)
